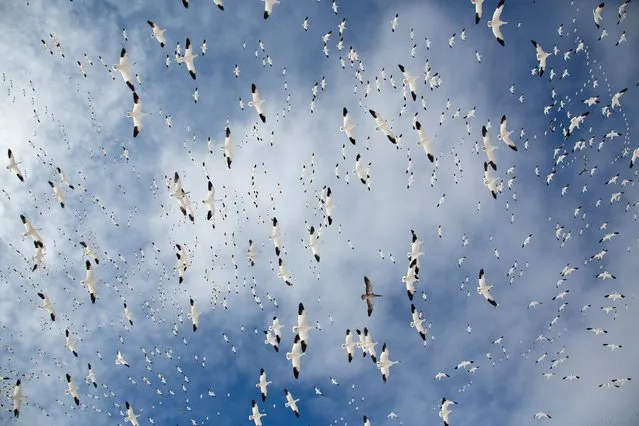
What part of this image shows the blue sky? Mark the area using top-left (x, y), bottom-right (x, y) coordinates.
top-left (1, 0), bottom-right (638, 425)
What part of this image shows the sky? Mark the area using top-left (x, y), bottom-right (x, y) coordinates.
top-left (0, 0), bottom-right (638, 425)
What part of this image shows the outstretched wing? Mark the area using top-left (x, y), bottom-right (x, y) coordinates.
top-left (364, 276), bottom-right (372, 294)
top-left (366, 298), bottom-right (374, 317)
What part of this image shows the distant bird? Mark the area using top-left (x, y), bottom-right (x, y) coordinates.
top-left (37, 292), bottom-right (56, 321)
top-left (116, 350), bottom-right (130, 367)
top-left (187, 298), bottom-right (199, 331)
top-left (361, 276), bottom-right (382, 317)
top-left (126, 92), bottom-right (149, 138)
top-left (534, 412), bottom-right (551, 420)
top-left (398, 64), bottom-right (417, 101)
top-left (370, 109), bottom-right (397, 145)
top-left (499, 115), bottom-right (517, 151)
top-left (593, 2), bottom-right (605, 28)
top-left (10, 380), bottom-right (22, 417)
top-left (531, 40), bottom-right (551, 77)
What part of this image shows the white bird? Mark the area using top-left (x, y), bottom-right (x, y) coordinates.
top-left (292, 303), bottom-right (312, 351)
top-left (471, 0), bottom-right (484, 24)
top-left (376, 343), bottom-right (400, 382)
top-left (340, 107), bottom-right (356, 144)
top-left (534, 412), bottom-right (551, 420)
top-left (410, 304), bottom-right (428, 341)
top-left (20, 214), bottom-right (42, 243)
top-left (10, 380), bottom-right (22, 417)
top-left (487, 0), bottom-right (507, 46)
top-left (482, 125), bottom-right (498, 171)
top-left (566, 111), bottom-right (589, 138)
top-left (249, 83), bottom-right (267, 123)
top-left (80, 260), bottom-right (97, 303)
top-left (263, 0), bottom-right (280, 19)
top-left (249, 400), bottom-right (266, 426)
top-left (202, 180), bottom-right (221, 222)
top-left (286, 334), bottom-right (305, 379)
top-left (79, 241), bottom-right (99, 264)
top-left (342, 329), bottom-right (356, 362)
top-left (65, 374), bottom-right (80, 406)
top-left (610, 88), bottom-right (627, 110)
top-left (116, 350), bottom-right (130, 367)
top-left (268, 316), bottom-right (283, 343)
top-left (48, 181), bottom-right (65, 208)
top-left (223, 126), bottom-right (233, 169)
top-left (37, 292), bottom-right (56, 321)
top-left (284, 388), bottom-right (300, 417)
top-left (439, 397), bottom-right (457, 426)
top-left (499, 115), bottom-right (518, 151)
top-left (398, 64), bottom-right (417, 101)
top-left (125, 401), bottom-right (140, 426)
top-left (65, 328), bottom-right (78, 357)
top-left (415, 120), bottom-right (435, 163)
top-left (177, 38), bottom-right (198, 79)
top-left (86, 363), bottom-right (97, 388)
top-left (256, 368), bottom-right (271, 401)
top-left (126, 92), bottom-right (149, 138)
top-left (593, 2), bottom-right (605, 28)
top-left (531, 40), bottom-right (551, 77)
top-left (369, 109), bottom-right (397, 145)
top-left (7, 149), bottom-right (24, 182)
top-left (308, 225), bottom-right (320, 262)
top-left (187, 298), bottom-right (199, 331)
top-left (112, 48), bottom-right (135, 91)
top-left (391, 13), bottom-right (399, 31)
top-left (435, 372), bottom-right (450, 380)
top-left (147, 21), bottom-right (166, 47)
top-left (478, 269), bottom-right (498, 307)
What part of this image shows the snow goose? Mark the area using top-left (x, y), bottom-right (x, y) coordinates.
top-left (20, 215), bottom-right (42, 243)
top-left (86, 363), bottom-right (97, 388)
top-left (398, 64), bottom-right (417, 101)
top-left (354, 154), bottom-right (371, 189)
top-left (593, 2), bottom-right (605, 28)
top-left (361, 276), bottom-right (382, 317)
top-left (126, 92), bottom-right (149, 138)
top-left (263, 330), bottom-right (279, 352)
top-left (292, 303), bottom-right (312, 352)
top-left (7, 149), bottom-right (24, 182)
top-left (286, 334), bottom-right (305, 379)
top-left (340, 107), bottom-right (356, 144)
top-left (147, 21), bottom-right (166, 47)
top-left (402, 260), bottom-right (419, 301)
top-left (264, 0), bottom-right (280, 19)
top-left (79, 241), bottom-right (99, 264)
top-left (202, 180), bottom-right (221, 221)
top-left (249, 83), bottom-right (266, 123)
top-left (10, 380), bottom-right (22, 417)
top-left (124, 401), bottom-right (139, 426)
top-left (112, 48), bottom-right (135, 91)
top-left (499, 115), bottom-right (517, 151)
top-left (249, 400), bottom-right (266, 426)
top-left (271, 217), bottom-right (282, 256)
top-left (324, 187), bottom-right (334, 225)
top-left (410, 304), bottom-right (428, 341)
top-left (566, 111), bottom-right (589, 138)
top-left (257, 368), bottom-right (271, 401)
top-left (487, 0), bottom-right (507, 46)
top-left (32, 240), bottom-right (45, 271)
top-left (116, 350), bottom-right (130, 367)
top-left (471, 0), bottom-right (484, 24)
top-left (390, 13), bottom-right (399, 32)
top-left (37, 292), bottom-right (55, 321)
top-left (48, 181), bottom-right (65, 208)
top-left (531, 41), bottom-right (550, 77)
top-left (482, 125), bottom-right (498, 170)
top-left (65, 328), bottom-right (78, 357)
top-left (268, 316), bottom-right (283, 343)
top-left (308, 225), bottom-right (320, 262)
top-left (65, 374), bottom-right (80, 406)
top-left (477, 269), bottom-right (498, 307)
top-left (223, 126), bottom-right (233, 169)
top-left (369, 109), bottom-right (397, 145)
top-left (342, 329), bottom-right (356, 362)
top-left (284, 389), bottom-right (300, 417)
top-left (610, 88), bottom-right (627, 110)
top-left (439, 398), bottom-right (457, 426)
top-left (80, 260), bottom-right (97, 303)
top-left (247, 239), bottom-right (257, 266)
top-left (483, 162), bottom-right (499, 199)
top-left (177, 38), bottom-right (198, 80)
top-left (187, 298), bottom-right (199, 331)
top-left (56, 167), bottom-right (74, 189)
top-left (629, 147), bottom-right (639, 168)
top-left (415, 120), bottom-right (435, 162)
top-left (377, 343), bottom-right (400, 382)
top-left (361, 328), bottom-right (378, 363)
